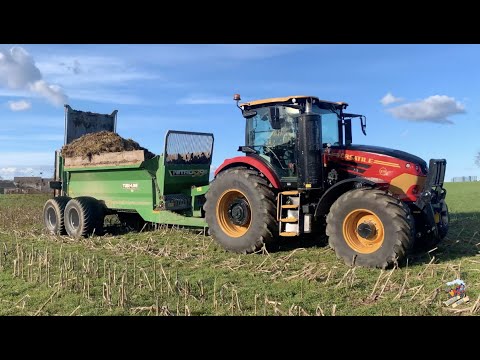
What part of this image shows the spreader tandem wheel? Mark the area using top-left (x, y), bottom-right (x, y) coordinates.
top-left (64, 197), bottom-right (105, 238)
top-left (43, 196), bottom-right (71, 235)
top-left (326, 188), bottom-right (415, 269)
top-left (204, 167), bottom-right (277, 254)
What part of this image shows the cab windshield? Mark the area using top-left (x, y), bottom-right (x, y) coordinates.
top-left (312, 103), bottom-right (341, 146)
top-left (246, 106), bottom-right (297, 149)
top-left (245, 102), bottom-right (341, 149)
top-left (245, 106), bottom-right (298, 177)
top-left (245, 101), bottom-right (342, 178)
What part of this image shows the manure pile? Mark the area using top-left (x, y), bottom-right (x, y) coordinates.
top-left (61, 131), bottom-right (156, 160)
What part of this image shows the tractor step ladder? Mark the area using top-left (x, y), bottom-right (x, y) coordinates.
top-left (277, 190), bottom-right (300, 236)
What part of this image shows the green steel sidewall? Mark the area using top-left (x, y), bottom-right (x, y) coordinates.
top-left (68, 168), bottom-right (154, 211)
top-left (64, 156), bottom-right (209, 228)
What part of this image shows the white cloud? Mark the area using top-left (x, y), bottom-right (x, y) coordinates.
top-left (177, 95), bottom-right (231, 105)
top-left (380, 92), bottom-right (404, 106)
top-left (28, 80), bottom-right (66, 106)
top-left (0, 47), bottom-right (41, 89)
top-left (34, 54), bottom-right (161, 106)
top-left (388, 95), bottom-right (465, 124)
top-left (0, 46), bottom-right (68, 107)
top-left (8, 99), bottom-right (31, 111)
top-left (36, 55), bottom-right (159, 87)
top-left (0, 167), bottom-right (34, 176)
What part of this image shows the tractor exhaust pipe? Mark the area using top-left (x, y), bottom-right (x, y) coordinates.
top-left (305, 97), bottom-right (313, 113)
top-left (296, 111), bottom-right (323, 190)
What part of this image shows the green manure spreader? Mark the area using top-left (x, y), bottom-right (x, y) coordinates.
top-left (44, 106), bottom-right (213, 238)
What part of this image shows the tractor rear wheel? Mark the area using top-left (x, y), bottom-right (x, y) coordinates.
top-left (64, 197), bottom-right (105, 238)
top-left (204, 167), bottom-right (277, 253)
top-left (326, 188), bottom-right (414, 269)
top-left (43, 196), bottom-right (71, 235)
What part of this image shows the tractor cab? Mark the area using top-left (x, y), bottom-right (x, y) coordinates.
top-left (237, 95), bottom-right (365, 188)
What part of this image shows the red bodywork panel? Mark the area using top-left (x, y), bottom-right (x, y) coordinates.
top-left (216, 150), bottom-right (426, 202)
top-left (325, 148), bottom-right (427, 202)
top-left (215, 156), bottom-right (281, 189)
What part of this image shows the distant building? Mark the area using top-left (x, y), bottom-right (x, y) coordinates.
top-left (451, 176), bottom-right (478, 182)
top-left (0, 177), bottom-right (54, 194)
top-left (0, 180), bottom-right (16, 194)
top-left (14, 176), bottom-right (42, 190)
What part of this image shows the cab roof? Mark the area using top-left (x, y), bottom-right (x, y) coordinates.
top-left (240, 95), bottom-right (348, 107)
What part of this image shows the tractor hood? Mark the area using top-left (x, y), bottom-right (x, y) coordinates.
top-left (340, 144), bottom-right (428, 170)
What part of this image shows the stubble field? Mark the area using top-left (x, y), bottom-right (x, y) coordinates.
top-left (0, 182), bottom-right (479, 316)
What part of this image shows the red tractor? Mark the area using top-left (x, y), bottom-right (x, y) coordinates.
top-left (204, 95), bottom-right (448, 268)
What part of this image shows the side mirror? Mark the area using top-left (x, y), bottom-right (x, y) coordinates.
top-left (269, 107), bottom-right (281, 130)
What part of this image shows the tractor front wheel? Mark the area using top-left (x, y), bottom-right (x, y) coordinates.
top-left (326, 188), bottom-right (414, 269)
top-left (204, 168), bottom-right (277, 253)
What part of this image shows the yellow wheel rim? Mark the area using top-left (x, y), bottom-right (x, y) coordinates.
top-left (216, 189), bottom-right (251, 238)
top-left (342, 209), bottom-right (385, 254)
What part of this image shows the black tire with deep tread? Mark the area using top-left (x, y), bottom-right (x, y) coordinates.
top-left (204, 167), bottom-right (278, 254)
top-left (326, 188), bottom-right (414, 269)
top-left (43, 196), bottom-right (71, 235)
top-left (64, 196), bottom-right (105, 238)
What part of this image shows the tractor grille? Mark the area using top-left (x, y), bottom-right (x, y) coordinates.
top-left (425, 159), bottom-right (446, 189)
top-left (165, 131), bottom-right (214, 165)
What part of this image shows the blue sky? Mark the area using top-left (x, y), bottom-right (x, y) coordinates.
top-left (0, 44), bottom-right (477, 181)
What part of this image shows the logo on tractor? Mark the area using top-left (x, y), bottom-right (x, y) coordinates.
top-left (169, 169), bottom-right (208, 177)
top-left (379, 167), bottom-right (388, 176)
top-left (122, 183), bottom-right (139, 192)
